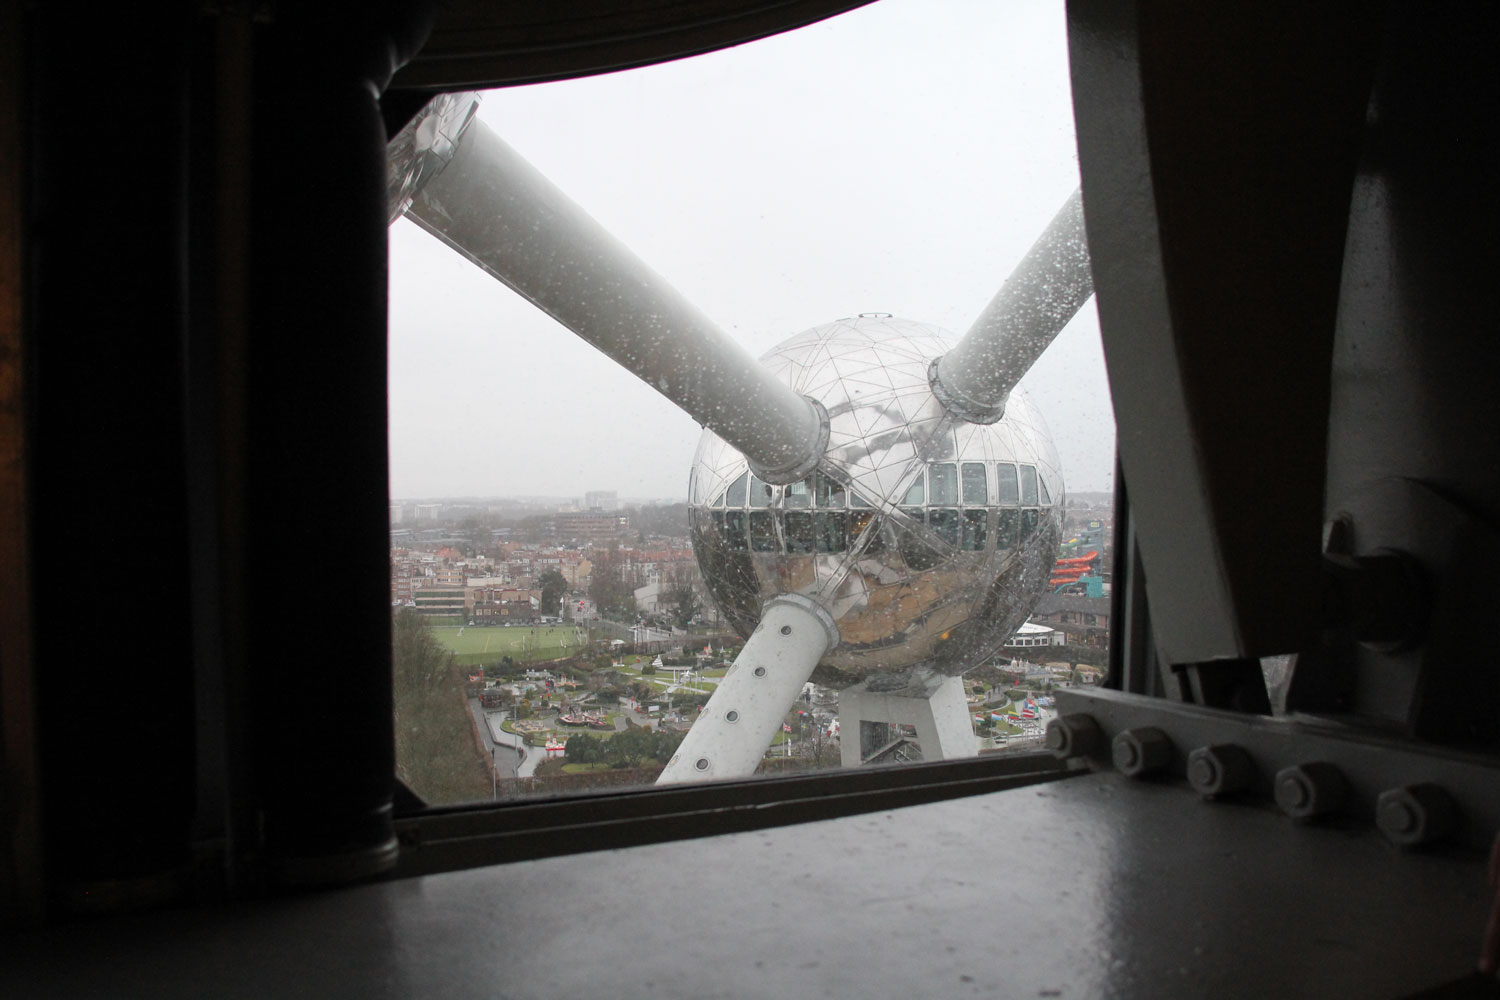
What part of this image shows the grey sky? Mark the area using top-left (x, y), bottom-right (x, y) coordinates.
top-left (388, 0), bottom-right (1114, 502)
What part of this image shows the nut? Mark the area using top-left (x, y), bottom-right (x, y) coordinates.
top-left (1274, 762), bottom-right (1346, 820)
top-left (1111, 727), bottom-right (1172, 777)
top-left (1376, 783), bottom-right (1458, 847)
top-left (1045, 713), bottom-right (1104, 759)
top-left (1187, 743), bottom-right (1255, 796)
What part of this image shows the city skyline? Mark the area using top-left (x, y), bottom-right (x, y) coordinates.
top-left (387, 0), bottom-right (1114, 501)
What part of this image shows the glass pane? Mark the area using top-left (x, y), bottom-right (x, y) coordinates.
top-left (749, 510), bottom-right (778, 552)
top-left (901, 475), bottom-right (925, 505)
top-left (961, 509), bottom-right (987, 551)
top-left (814, 511), bottom-right (848, 553)
top-left (1021, 508), bottom-right (1040, 538)
top-left (1020, 466), bottom-right (1039, 506)
top-left (724, 510), bottom-right (748, 549)
top-left (929, 463), bottom-right (958, 505)
top-left (929, 508), bottom-right (961, 547)
top-left (785, 477), bottom-right (813, 508)
top-left (961, 463), bottom-right (987, 505)
top-left (388, 3), bottom-right (1118, 803)
top-left (749, 474), bottom-right (774, 508)
top-left (784, 511), bottom-right (816, 554)
top-left (996, 463), bottom-right (1019, 505)
top-left (996, 509), bottom-right (1020, 549)
top-left (726, 471), bottom-right (749, 507)
top-left (896, 514), bottom-right (943, 571)
top-left (815, 471), bottom-right (846, 508)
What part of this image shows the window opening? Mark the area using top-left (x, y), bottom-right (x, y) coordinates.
top-left (996, 509), bottom-right (1020, 549)
top-left (1020, 465), bottom-right (1039, 506)
top-left (749, 474), bottom-right (774, 508)
top-left (901, 475), bottom-right (925, 505)
top-left (724, 510), bottom-right (748, 549)
top-left (996, 463), bottom-right (1019, 505)
top-left (387, 1), bottom-right (1115, 807)
top-left (896, 516), bottom-right (944, 571)
top-left (814, 511), bottom-right (848, 553)
top-left (961, 509), bottom-right (987, 551)
top-left (815, 471), bottom-right (846, 508)
top-left (929, 463), bottom-right (959, 505)
top-left (961, 462), bottom-right (987, 505)
top-left (726, 471), bottom-right (749, 507)
top-left (928, 508), bottom-right (961, 547)
top-left (784, 476), bottom-right (813, 508)
top-left (748, 509), bottom-right (778, 552)
top-left (784, 510), bottom-right (817, 554)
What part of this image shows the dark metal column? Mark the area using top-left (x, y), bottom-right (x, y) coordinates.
top-left (247, 4), bottom-right (433, 886)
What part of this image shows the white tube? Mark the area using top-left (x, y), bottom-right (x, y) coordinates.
top-left (656, 595), bottom-right (837, 784)
top-left (929, 188), bottom-right (1093, 423)
top-left (405, 120), bottom-right (827, 484)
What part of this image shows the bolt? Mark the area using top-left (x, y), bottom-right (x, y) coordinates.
top-left (1187, 743), bottom-right (1255, 796)
top-left (1376, 783), bottom-right (1458, 847)
top-left (1045, 713), bottom-right (1104, 760)
top-left (1111, 727), bottom-right (1172, 777)
top-left (1274, 762), bottom-right (1346, 820)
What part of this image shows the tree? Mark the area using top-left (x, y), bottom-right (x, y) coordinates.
top-left (588, 542), bottom-right (637, 617)
top-left (391, 608), bottom-right (491, 803)
top-left (665, 561), bottom-right (702, 630)
top-left (457, 515), bottom-right (493, 558)
top-left (538, 569), bottom-right (567, 616)
top-left (565, 733), bottom-right (605, 764)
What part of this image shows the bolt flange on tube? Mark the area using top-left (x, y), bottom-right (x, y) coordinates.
top-left (929, 188), bottom-right (1093, 424)
top-left (657, 595), bottom-right (838, 784)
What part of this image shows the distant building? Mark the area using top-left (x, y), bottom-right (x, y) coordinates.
top-left (415, 503), bottom-right (442, 522)
top-left (1004, 621), bottom-right (1065, 649)
top-left (389, 505), bottom-right (403, 525)
top-left (411, 586), bottom-right (465, 620)
top-left (469, 586), bottom-right (540, 623)
top-left (584, 490), bottom-right (618, 512)
top-left (557, 511), bottom-right (628, 540)
top-left (1031, 594), bottom-right (1111, 647)
top-left (433, 564), bottom-right (466, 588)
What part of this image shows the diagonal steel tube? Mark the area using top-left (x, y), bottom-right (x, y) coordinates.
top-left (928, 188), bottom-right (1093, 424)
top-left (403, 117), bottom-right (828, 484)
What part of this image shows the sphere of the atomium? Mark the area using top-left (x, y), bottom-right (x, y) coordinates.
top-left (688, 315), bottom-right (1064, 689)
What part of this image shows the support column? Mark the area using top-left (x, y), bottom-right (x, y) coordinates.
top-left (657, 596), bottom-right (837, 784)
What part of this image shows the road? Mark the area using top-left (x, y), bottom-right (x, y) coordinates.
top-left (466, 698), bottom-right (548, 784)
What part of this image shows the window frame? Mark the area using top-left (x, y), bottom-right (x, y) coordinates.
top-left (379, 22), bottom-right (1122, 883)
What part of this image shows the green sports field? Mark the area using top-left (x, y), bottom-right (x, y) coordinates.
top-left (430, 624), bottom-right (588, 666)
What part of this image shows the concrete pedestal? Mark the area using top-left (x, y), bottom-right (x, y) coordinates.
top-left (838, 670), bottom-right (978, 767)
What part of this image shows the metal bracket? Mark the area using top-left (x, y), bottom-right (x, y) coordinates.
top-left (1052, 686), bottom-right (1500, 850)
